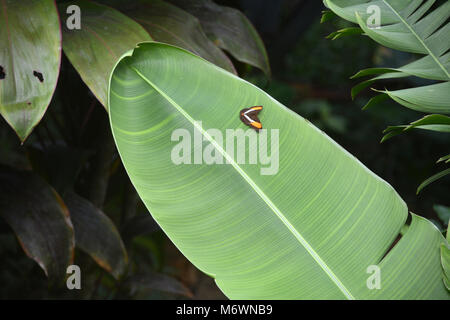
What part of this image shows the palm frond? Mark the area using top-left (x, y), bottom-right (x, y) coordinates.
top-left (324, 0), bottom-right (450, 112)
top-left (325, 0), bottom-right (450, 191)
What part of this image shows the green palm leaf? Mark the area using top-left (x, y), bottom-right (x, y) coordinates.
top-left (381, 114), bottom-right (450, 142)
top-left (417, 168), bottom-right (450, 194)
top-left (108, 42), bottom-right (449, 299)
top-left (324, 0), bottom-right (450, 113)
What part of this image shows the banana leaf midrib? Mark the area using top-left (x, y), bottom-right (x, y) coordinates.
top-left (125, 62), bottom-right (356, 299)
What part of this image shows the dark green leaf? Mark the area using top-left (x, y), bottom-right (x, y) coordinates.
top-left (351, 68), bottom-right (400, 79)
top-left (124, 273), bottom-right (193, 298)
top-left (325, 0), bottom-right (450, 117)
top-left (381, 114), bottom-right (450, 142)
top-left (107, 0), bottom-right (237, 74)
top-left (326, 27), bottom-right (363, 40)
top-left (321, 10), bottom-right (336, 23)
top-left (27, 145), bottom-right (91, 193)
top-left (417, 168), bottom-right (450, 194)
top-left (434, 205), bottom-right (450, 227)
top-left (121, 213), bottom-right (160, 242)
top-left (352, 54), bottom-right (450, 82)
top-left (351, 72), bottom-right (409, 99)
top-left (0, 166), bottom-right (74, 283)
top-left (362, 93), bottom-right (389, 110)
top-left (63, 191), bottom-right (128, 279)
top-left (170, 0), bottom-right (270, 75)
top-left (59, 0), bottom-right (152, 107)
top-left (376, 84), bottom-right (450, 115)
top-left (437, 155), bottom-right (450, 164)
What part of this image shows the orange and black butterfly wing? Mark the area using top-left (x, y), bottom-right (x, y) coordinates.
top-left (248, 106), bottom-right (263, 130)
top-left (240, 106), bottom-right (263, 131)
top-left (240, 108), bottom-right (251, 125)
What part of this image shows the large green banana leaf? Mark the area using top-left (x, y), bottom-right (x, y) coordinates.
top-left (108, 42), bottom-right (449, 299)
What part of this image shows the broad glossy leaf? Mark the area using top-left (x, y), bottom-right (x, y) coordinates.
top-left (108, 42), bottom-right (449, 299)
top-left (63, 191), bottom-right (128, 279)
top-left (379, 83), bottom-right (450, 114)
top-left (170, 0), bottom-right (270, 75)
top-left (0, 166), bottom-right (74, 283)
top-left (0, 0), bottom-right (61, 141)
top-left (59, 0), bottom-right (152, 107)
top-left (106, 0), bottom-right (236, 75)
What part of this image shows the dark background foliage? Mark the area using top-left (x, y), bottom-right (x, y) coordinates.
top-left (0, 0), bottom-right (448, 299)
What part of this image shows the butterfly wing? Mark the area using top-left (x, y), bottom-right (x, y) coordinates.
top-left (250, 121), bottom-right (262, 130)
top-left (240, 108), bottom-right (251, 126)
top-left (245, 106), bottom-right (263, 131)
top-left (240, 106), bottom-right (263, 131)
top-left (250, 106), bottom-right (263, 112)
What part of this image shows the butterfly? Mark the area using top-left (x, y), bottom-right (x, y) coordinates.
top-left (240, 106), bottom-right (263, 131)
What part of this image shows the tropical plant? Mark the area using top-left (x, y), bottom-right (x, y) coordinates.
top-left (0, 0), bottom-right (268, 298)
top-left (0, 0), bottom-right (269, 142)
top-left (0, 0), bottom-right (448, 300)
top-left (322, 0), bottom-right (450, 193)
top-left (108, 42), bottom-right (449, 299)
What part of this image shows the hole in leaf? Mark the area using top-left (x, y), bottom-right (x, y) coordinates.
top-left (378, 218), bottom-right (411, 264)
top-left (33, 71), bottom-right (44, 83)
top-left (379, 233), bottom-right (403, 262)
top-left (0, 66), bottom-right (5, 79)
